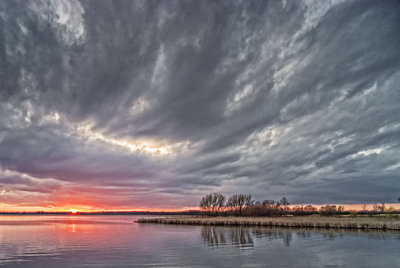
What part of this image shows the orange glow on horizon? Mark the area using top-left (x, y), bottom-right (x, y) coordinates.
top-left (1, 203), bottom-right (399, 213)
top-left (0, 203), bottom-right (200, 213)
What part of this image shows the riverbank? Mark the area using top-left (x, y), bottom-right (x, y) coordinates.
top-left (137, 215), bottom-right (400, 230)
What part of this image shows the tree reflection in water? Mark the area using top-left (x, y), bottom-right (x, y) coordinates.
top-left (201, 226), bottom-right (253, 249)
top-left (252, 227), bottom-right (292, 247)
top-left (201, 226), bottom-right (400, 250)
top-left (201, 226), bottom-right (295, 248)
top-left (201, 226), bottom-right (227, 247)
top-left (229, 228), bottom-right (253, 248)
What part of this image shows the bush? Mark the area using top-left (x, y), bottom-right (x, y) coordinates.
top-left (319, 205), bottom-right (338, 216)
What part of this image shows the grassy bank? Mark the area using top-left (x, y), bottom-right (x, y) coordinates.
top-left (137, 215), bottom-right (400, 230)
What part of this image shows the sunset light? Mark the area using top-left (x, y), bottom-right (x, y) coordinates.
top-left (70, 209), bottom-right (77, 214)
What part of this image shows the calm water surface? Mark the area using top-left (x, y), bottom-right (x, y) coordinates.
top-left (0, 215), bottom-right (399, 267)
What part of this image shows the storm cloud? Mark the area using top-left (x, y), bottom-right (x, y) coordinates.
top-left (1, 0), bottom-right (400, 210)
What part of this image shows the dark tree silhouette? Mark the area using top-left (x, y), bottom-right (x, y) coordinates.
top-left (227, 194), bottom-right (252, 216)
top-left (199, 193), bottom-right (226, 216)
top-left (279, 197), bottom-right (290, 211)
top-left (372, 203), bottom-right (385, 213)
top-left (279, 197), bottom-right (290, 206)
top-left (319, 205), bottom-right (337, 216)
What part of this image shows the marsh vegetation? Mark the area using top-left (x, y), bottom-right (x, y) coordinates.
top-left (137, 215), bottom-right (400, 230)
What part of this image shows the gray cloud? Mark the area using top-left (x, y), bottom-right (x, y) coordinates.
top-left (1, 0), bottom-right (400, 210)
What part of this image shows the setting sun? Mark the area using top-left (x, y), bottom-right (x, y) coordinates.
top-left (70, 209), bottom-right (77, 214)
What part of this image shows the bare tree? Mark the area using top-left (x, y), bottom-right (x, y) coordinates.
top-left (199, 193), bottom-right (226, 216)
top-left (279, 197), bottom-right (290, 211)
top-left (372, 203), bottom-right (385, 213)
top-left (378, 203), bottom-right (385, 213)
top-left (372, 203), bottom-right (379, 212)
top-left (227, 194), bottom-right (252, 216)
top-left (279, 197), bottom-right (290, 206)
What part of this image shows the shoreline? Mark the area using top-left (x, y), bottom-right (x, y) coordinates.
top-left (137, 216), bottom-right (400, 231)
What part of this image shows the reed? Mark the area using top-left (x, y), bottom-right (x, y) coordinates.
top-left (137, 216), bottom-right (400, 230)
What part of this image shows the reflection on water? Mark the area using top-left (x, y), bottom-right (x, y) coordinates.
top-left (0, 215), bottom-right (400, 267)
top-left (202, 226), bottom-right (391, 248)
top-left (252, 227), bottom-right (292, 246)
top-left (201, 225), bottom-right (400, 249)
top-left (201, 227), bottom-right (253, 248)
top-left (201, 226), bottom-right (316, 249)
top-left (201, 226), bottom-right (227, 247)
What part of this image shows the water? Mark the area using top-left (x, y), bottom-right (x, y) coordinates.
top-left (0, 215), bottom-right (399, 267)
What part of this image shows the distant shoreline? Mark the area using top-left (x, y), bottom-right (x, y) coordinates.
top-left (0, 211), bottom-right (201, 216)
top-left (137, 215), bottom-right (400, 231)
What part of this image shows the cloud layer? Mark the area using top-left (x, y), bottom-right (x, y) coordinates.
top-left (1, 0), bottom-right (400, 210)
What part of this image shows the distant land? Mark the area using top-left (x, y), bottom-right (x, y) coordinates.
top-left (0, 211), bottom-right (201, 215)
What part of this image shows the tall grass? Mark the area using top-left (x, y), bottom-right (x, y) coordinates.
top-left (137, 216), bottom-right (400, 230)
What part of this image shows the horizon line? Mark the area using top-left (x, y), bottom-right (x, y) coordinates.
top-left (1, 203), bottom-right (400, 214)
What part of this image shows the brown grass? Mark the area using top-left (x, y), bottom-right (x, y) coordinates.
top-left (137, 215), bottom-right (400, 230)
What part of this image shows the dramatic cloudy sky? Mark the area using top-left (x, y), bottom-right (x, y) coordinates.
top-left (1, 0), bottom-right (400, 211)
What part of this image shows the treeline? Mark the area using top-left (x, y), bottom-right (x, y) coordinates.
top-left (200, 193), bottom-right (296, 217)
top-left (199, 193), bottom-right (400, 217)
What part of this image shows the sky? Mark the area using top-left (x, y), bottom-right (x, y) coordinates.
top-left (1, 0), bottom-right (400, 212)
